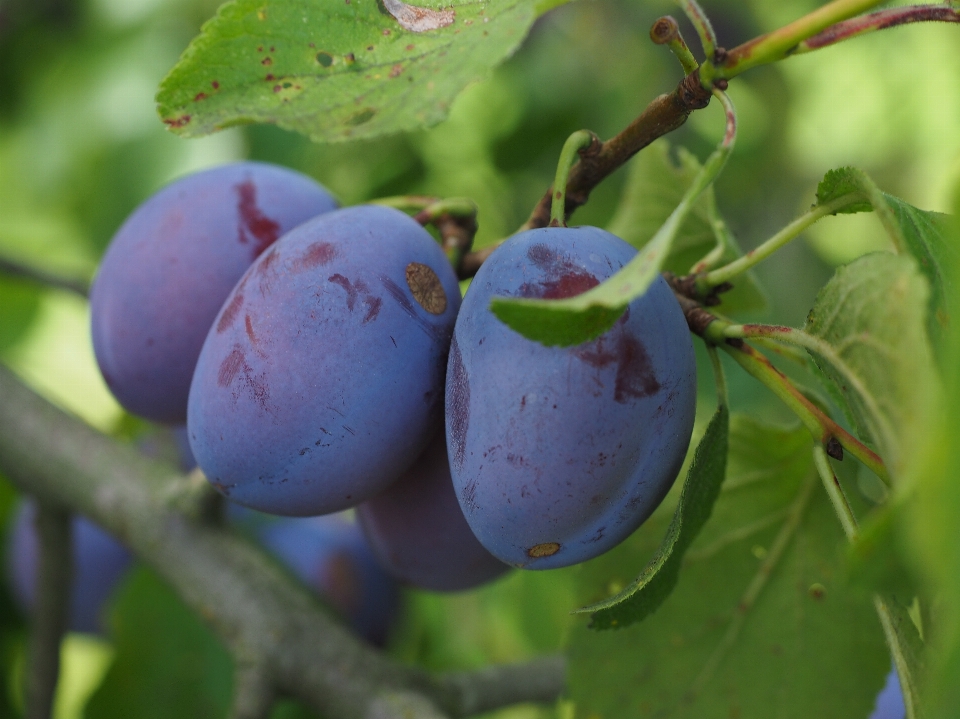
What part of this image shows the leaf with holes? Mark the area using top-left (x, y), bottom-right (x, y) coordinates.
top-left (156, 0), bottom-right (555, 143)
top-left (567, 415), bottom-right (889, 719)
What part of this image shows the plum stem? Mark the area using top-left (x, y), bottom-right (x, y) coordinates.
top-left (549, 131), bottom-right (600, 227)
top-left (25, 501), bottom-right (72, 719)
top-left (705, 342), bottom-right (727, 409)
top-left (812, 444), bottom-right (859, 540)
top-left (676, 0), bottom-right (717, 59)
top-left (650, 16), bottom-right (699, 76)
top-left (696, 193), bottom-right (863, 291)
top-left (716, 337), bottom-right (890, 484)
top-left (669, 293), bottom-right (892, 484)
top-left (722, 322), bottom-right (895, 464)
top-left (411, 198), bottom-right (479, 270)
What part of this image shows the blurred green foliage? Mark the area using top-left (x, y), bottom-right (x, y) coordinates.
top-left (0, 0), bottom-right (958, 716)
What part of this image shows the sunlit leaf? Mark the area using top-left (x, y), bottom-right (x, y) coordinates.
top-left (815, 167), bottom-right (955, 345)
top-left (157, 0), bottom-right (554, 143)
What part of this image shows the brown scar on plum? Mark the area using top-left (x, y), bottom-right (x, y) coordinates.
top-left (527, 542), bottom-right (560, 558)
top-left (405, 262), bottom-right (447, 314)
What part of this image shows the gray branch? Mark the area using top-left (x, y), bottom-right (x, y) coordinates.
top-left (25, 501), bottom-right (72, 719)
top-left (229, 661), bottom-right (275, 719)
top-left (0, 363), bottom-right (566, 717)
top-left (0, 257), bottom-right (90, 298)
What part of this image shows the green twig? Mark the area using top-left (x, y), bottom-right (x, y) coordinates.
top-left (812, 444), bottom-right (859, 540)
top-left (550, 131), bottom-right (600, 227)
top-left (715, 0), bottom-right (888, 80)
top-left (711, 335), bottom-right (889, 483)
top-left (793, 5), bottom-right (960, 55)
top-left (677, 0), bottom-right (717, 58)
top-left (705, 343), bottom-right (727, 408)
top-left (722, 322), bottom-right (893, 463)
top-left (411, 198), bottom-right (479, 226)
top-left (371, 195), bottom-right (442, 212)
top-left (697, 193), bottom-right (863, 290)
top-left (650, 16), bottom-right (699, 75)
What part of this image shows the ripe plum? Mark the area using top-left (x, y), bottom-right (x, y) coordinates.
top-left (358, 432), bottom-right (509, 592)
top-left (7, 501), bottom-right (132, 634)
top-left (869, 667), bottom-right (905, 719)
top-left (188, 205), bottom-right (461, 516)
top-left (91, 162), bottom-right (338, 423)
top-left (446, 226), bottom-right (696, 569)
top-left (255, 512), bottom-right (399, 645)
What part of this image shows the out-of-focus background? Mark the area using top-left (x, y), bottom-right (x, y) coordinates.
top-left (0, 0), bottom-right (957, 716)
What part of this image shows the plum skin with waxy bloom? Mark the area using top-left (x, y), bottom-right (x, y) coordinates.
top-left (188, 205), bottom-right (462, 517)
top-left (91, 162), bottom-right (338, 423)
top-left (358, 432), bottom-right (509, 592)
top-left (446, 226), bottom-right (697, 570)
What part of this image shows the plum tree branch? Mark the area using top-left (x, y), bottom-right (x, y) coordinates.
top-left (458, 69), bottom-right (712, 276)
top-left (25, 501), bottom-right (72, 719)
top-left (0, 257), bottom-right (90, 298)
top-left (0, 362), bottom-right (566, 718)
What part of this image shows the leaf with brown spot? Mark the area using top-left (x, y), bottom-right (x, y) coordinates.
top-left (157, 0), bottom-right (567, 142)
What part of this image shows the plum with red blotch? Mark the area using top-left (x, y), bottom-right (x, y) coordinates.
top-left (446, 226), bottom-right (696, 569)
top-left (91, 162), bottom-right (338, 423)
top-left (7, 501), bottom-right (132, 634)
top-left (254, 512), bottom-right (399, 645)
top-left (358, 432), bottom-right (509, 592)
top-left (188, 205), bottom-right (461, 516)
top-left (869, 667), bottom-right (905, 719)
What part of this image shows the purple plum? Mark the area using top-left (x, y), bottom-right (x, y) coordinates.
top-left (358, 432), bottom-right (509, 592)
top-left (187, 205), bottom-right (461, 516)
top-left (255, 513), bottom-right (400, 645)
top-left (7, 501), bottom-right (132, 634)
top-left (446, 226), bottom-right (696, 569)
top-left (91, 162), bottom-right (338, 423)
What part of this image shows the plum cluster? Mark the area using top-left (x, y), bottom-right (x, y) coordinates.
top-left (89, 161), bottom-right (697, 611)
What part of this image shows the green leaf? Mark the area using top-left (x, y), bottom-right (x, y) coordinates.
top-left (815, 167), bottom-right (875, 214)
top-left (568, 414), bottom-right (889, 719)
top-left (85, 568), bottom-right (233, 719)
top-left (156, 0), bottom-right (547, 143)
top-left (847, 499), bottom-right (919, 598)
top-left (607, 141), bottom-right (766, 314)
top-left (579, 404), bottom-right (729, 629)
top-left (491, 138), bottom-right (734, 347)
top-left (815, 167), bottom-right (955, 344)
top-left (905, 201), bottom-right (960, 719)
top-left (884, 195), bottom-right (955, 344)
top-left (803, 252), bottom-right (939, 480)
